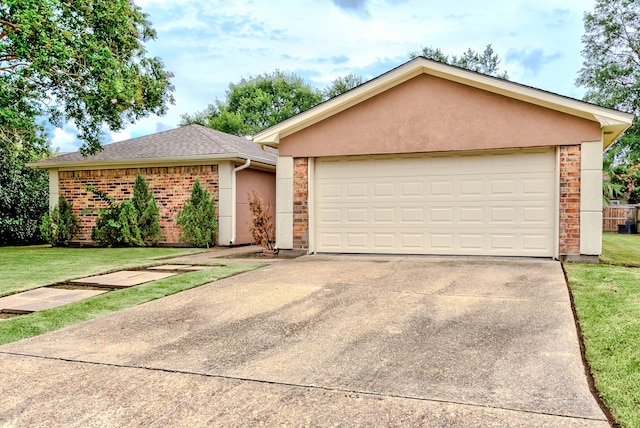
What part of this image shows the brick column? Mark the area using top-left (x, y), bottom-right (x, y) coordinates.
top-left (293, 158), bottom-right (309, 250)
top-left (559, 145), bottom-right (581, 255)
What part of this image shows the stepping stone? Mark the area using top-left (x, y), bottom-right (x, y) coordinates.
top-left (175, 265), bottom-right (214, 271)
top-left (147, 264), bottom-right (187, 271)
top-left (0, 288), bottom-right (107, 313)
top-left (71, 271), bottom-right (177, 288)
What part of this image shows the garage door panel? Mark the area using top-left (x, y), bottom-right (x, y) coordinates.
top-left (315, 149), bottom-right (555, 256)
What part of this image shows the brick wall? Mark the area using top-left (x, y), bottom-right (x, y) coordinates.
top-left (293, 158), bottom-right (309, 249)
top-left (559, 145), bottom-right (581, 255)
top-left (59, 165), bottom-right (219, 244)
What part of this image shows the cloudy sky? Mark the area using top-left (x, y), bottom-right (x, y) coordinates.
top-left (52, 0), bottom-right (596, 152)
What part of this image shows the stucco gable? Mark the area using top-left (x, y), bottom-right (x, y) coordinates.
top-left (279, 74), bottom-right (603, 157)
top-left (253, 57), bottom-right (633, 151)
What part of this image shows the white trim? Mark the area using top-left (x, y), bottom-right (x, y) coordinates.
top-left (29, 156), bottom-right (275, 171)
top-left (230, 159), bottom-right (251, 244)
top-left (217, 161), bottom-right (233, 246)
top-left (49, 169), bottom-right (59, 210)
top-left (308, 157), bottom-right (315, 254)
top-left (275, 156), bottom-right (294, 249)
top-left (554, 147), bottom-right (561, 260)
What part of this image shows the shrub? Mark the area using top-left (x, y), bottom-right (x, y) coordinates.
top-left (131, 172), bottom-right (162, 245)
top-left (177, 178), bottom-right (217, 248)
top-left (248, 191), bottom-right (275, 251)
top-left (40, 196), bottom-right (81, 246)
top-left (87, 173), bottom-right (162, 247)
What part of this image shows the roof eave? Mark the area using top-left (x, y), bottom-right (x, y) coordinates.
top-left (27, 153), bottom-right (276, 170)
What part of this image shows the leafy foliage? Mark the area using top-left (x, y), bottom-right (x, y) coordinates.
top-left (577, 0), bottom-right (640, 164)
top-left (87, 173), bottom-right (162, 247)
top-left (323, 73), bottom-right (365, 99)
top-left (131, 172), bottom-right (162, 245)
top-left (607, 163), bottom-right (640, 204)
top-left (180, 70), bottom-right (322, 136)
top-left (247, 191), bottom-right (275, 251)
top-left (0, 0), bottom-right (175, 155)
top-left (0, 130), bottom-right (50, 246)
top-left (177, 178), bottom-right (218, 248)
top-left (40, 196), bottom-right (80, 246)
top-left (410, 44), bottom-right (509, 79)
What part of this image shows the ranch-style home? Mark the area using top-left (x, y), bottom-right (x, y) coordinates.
top-left (253, 57), bottom-right (633, 261)
top-left (31, 124), bottom-right (276, 246)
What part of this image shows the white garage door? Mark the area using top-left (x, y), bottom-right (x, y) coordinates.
top-left (314, 149), bottom-right (556, 256)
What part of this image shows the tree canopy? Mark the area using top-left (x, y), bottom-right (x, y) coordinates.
top-left (323, 73), bottom-right (364, 99)
top-left (410, 44), bottom-right (508, 79)
top-left (576, 0), bottom-right (640, 164)
top-left (1, 0), bottom-right (175, 155)
top-left (180, 70), bottom-right (322, 136)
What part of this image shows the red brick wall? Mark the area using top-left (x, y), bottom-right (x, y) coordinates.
top-left (58, 165), bottom-right (219, 244)
top-left (293, 158), bottom-right (309, 249)
top-left (559, 145), bottom-right (581, 255)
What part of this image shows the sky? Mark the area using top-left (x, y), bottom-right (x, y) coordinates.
top-left (51, 0), bottom-right (597, 153)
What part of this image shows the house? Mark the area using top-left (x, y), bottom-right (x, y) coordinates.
top-left (253, 57), bottom-right (633, 261)
top-left (31, 124), bottom-right (276, 246)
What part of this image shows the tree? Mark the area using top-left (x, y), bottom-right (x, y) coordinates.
top-left (0, 125), bottom-right (50, 246)
top-left (177, 178), bottom-right (218, 248)
top-left (131, 172), bottom-right (162, 245)
top-left (247, 191), bottom-right (275, 251)
top-left (1, 0), bottom-right (175, 155)
top-left (180, 70), bottom-right (322, 136)
top-left (323, 73), bottom-right (365, 99)
top-left (40, 196), bottom-right (80, 246)
top-left (409, 44), bottom-right (508, 79)
top-left (576, 0), bottom-right (640, 164)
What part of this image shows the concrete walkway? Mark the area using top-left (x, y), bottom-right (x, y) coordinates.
top-left (0, 255), bottom-right (609, 427)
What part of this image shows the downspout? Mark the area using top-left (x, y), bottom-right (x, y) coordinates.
top-left (230, 158), bottom-right (251, 245)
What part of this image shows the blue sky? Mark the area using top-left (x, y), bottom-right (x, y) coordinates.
top-left (52, 0), bottom-right (596, 152)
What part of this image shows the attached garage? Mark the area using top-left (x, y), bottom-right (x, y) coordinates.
top-left (314, 149), bottom-right (555, 256)
top-left (253, 57), bottom-right (633, 260)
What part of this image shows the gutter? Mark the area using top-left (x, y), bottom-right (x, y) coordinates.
top-left (230, 159), bottom-right (251, 245)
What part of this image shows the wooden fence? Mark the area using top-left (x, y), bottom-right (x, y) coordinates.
top-left (603, 205), bottom-right (638, 232)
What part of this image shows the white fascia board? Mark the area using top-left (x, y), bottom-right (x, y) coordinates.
top-left (28, 155), bottom-right (276, 171)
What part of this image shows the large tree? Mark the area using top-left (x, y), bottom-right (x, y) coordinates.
top-left (576, 0), bottom-right (640, 164)
top-left (1, 0), bottom-right (175, 155)
top-left (410, 44), bottom-right (508, 79)
top-left (180, 71), bottom-right (322, 136)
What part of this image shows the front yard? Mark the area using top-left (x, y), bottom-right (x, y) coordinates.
top-left (565, 233), bottom-right (640, 428)
top-left (0, 245), bottom-right (262, 345)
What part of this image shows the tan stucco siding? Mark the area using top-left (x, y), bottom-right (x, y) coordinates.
top-left (279, 74), bottom-right (602, 157)
top-left (236, 168), bottom-right (276, 245)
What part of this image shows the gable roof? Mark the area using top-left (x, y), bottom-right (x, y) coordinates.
top-left (31, 124), bottom-right (276, 169)
top-left (253, 57), bottom-right (634, 149)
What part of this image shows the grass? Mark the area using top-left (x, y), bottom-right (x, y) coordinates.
top-left (564, 233), bottom-right (640, 428)
top-left (0, 263), bottom-right (262, 345)
top-left (0, 245), bottom-right (207, 297)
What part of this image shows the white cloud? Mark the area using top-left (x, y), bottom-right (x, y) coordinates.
top-left (76, 0), bottom-right (597, 145)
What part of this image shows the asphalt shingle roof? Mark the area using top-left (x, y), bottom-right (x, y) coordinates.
top-left (33, 124), bottom-right (276, 167)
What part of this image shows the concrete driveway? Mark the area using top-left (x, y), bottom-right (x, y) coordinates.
top-left (0, 255), bottom-right (608, 427)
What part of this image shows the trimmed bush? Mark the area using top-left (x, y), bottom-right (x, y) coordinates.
top-left (177, 178), bottom-right (217, 248)
top-left (40, 196), bottom-right (81, 246)
top-left (87, 172), bottom-right (162, 247)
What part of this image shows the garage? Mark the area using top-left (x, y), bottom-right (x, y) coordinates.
top-left (253, 57), bottom-right (633, 260)
top-left (314, 149), bottom-right (555, 256)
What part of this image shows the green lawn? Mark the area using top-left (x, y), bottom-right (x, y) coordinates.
top-left (0, 263), bottom-right (261, 345)
top-left (0, 245), bottom-right (263, 345)
top-left (0, 245), bottom-right (207, 297)
top-left (565, 233), bottom-right (640, 428)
